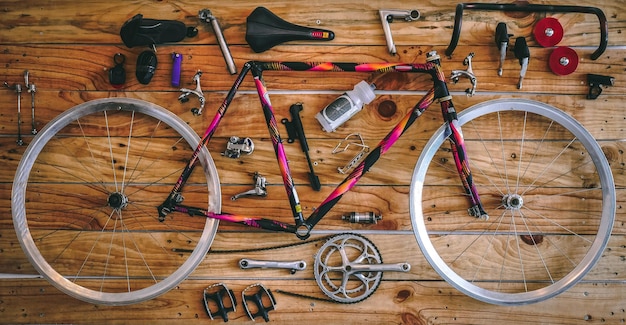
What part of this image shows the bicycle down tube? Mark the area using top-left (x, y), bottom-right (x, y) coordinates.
top-left (157, 51), bottom-right (488, 240)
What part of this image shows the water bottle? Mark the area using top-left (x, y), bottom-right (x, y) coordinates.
top-left (315, 80), bottom-right (376, 132)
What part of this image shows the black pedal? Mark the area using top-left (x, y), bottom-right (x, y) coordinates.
top-left (203, 283), bottom-right (237, 322)
top-left (242, 283), bottom-right (277, 322)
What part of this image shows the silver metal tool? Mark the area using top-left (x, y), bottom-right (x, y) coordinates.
top-left (332, 133), bottom-right (369, 174)
top-left (178, 70), bottom-right (205, 115)
top-left (222, 136), bottom-right (254, 158)
top-left (314, 233), bottom-right (411, 303)
top-left (231, 172), bottom-right (267, 200)
top-left (4, 82), bottom-right (24, 145)
top-left (341, 211), bottom-right (382, 224)
top-left (450, 52), bottom-right (477, 96)
top-left (239, 258), bottom-right (307, 274)
top-left (24, 70), bottom-right (37, 134)
top-left (379, 9), bottom-right (420, 55)
top-left (199, 9), bottom-right (237, 75)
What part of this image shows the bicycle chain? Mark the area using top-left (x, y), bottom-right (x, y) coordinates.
top-left (207, 233), bottom-right (383, 304)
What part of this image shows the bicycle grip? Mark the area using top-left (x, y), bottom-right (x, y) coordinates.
top-left (171, 52), bottom-right (182, 87)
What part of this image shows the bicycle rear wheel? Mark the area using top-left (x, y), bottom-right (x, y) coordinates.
top-left (12, 98), bottom-right (221, 305)
top-left (411, 99), bottom-right (614, 305)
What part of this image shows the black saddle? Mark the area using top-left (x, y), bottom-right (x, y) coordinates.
top-left (245, 7), bottom-right (335, 53)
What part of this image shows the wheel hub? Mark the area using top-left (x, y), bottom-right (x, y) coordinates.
top-left (107, 192), bottom-right (128, 210)
top-left (502, 194), bottom-right (523, 210)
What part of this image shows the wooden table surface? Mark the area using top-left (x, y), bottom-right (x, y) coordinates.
top-left (1, 0), bottom-right (624, 323)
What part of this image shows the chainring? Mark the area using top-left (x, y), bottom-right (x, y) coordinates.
top-left (313, 233), bottom-right (383, 303)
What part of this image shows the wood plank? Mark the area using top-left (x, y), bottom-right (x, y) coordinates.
top-left (2, 44), bottom-right (625, 95)
top-left (1, 0), bottom-right (624, 47)
top-left (1, 1), bottom-right (625, 323)
top-left (1, 272), bottom-right (625, 324)
top-left (2, 230), bottom-right (626, 281)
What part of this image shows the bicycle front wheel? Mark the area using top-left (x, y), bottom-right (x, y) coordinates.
top-left (411, 99), bottom-right (615, 305)
top-left (12, 98), bottom-right (221, 305)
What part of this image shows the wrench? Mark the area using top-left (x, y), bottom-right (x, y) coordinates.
top-left (4, 82), bottom-right (23, 145)
top-left (239, 258), bottom-right (307, 274)
top-left (24, 70), bottom-right (37, 134)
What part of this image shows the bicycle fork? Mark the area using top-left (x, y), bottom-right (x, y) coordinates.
top-left (442, 102), bottom-right (489, 220)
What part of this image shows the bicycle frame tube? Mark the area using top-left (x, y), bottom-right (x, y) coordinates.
top-left (158, 53), bottom-right (486, 239)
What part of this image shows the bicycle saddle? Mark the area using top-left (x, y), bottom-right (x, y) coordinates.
top-left (120, 13), bottom-right (197, 48)
top-left (245, 7), bottom-right (335, 53)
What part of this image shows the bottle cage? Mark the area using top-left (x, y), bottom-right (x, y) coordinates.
top-left (120, 13), bottom-right (196, 48)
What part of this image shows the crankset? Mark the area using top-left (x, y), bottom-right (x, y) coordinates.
top-left (313, 233), bottom-right (410, 303)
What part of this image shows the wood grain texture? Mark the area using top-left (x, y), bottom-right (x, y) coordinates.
top-left (1, 0), bottom-right (625, 324)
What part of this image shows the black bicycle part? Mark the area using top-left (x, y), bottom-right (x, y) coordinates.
top-left (495, 22), bottom-right (511, 46)
top-left (136, 50), bottom-right (157, 85)
top-left (203, 284), bottom-right (237, 322)
top-left (245, 6), bottom-right (335, 53)
top-left (281, 103), bottom-right (321, 191)
top-left (444, 3), bottom-right (608, 60)
top-left (108, 53), bottom-right (126, 89)
top-left (513, 37), bottom-right (530, 63)
top-left (120, 13), bottom-right (193, 48)
top-left (242, 285), bottom-right (276, 322)
top-left (586, 74), bottom-right (614, 99)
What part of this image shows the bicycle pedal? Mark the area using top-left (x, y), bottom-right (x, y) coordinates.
top-left (242, 283), bottom-right (276, 322)
top-left (203, 283), bottom-right (237, 322)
